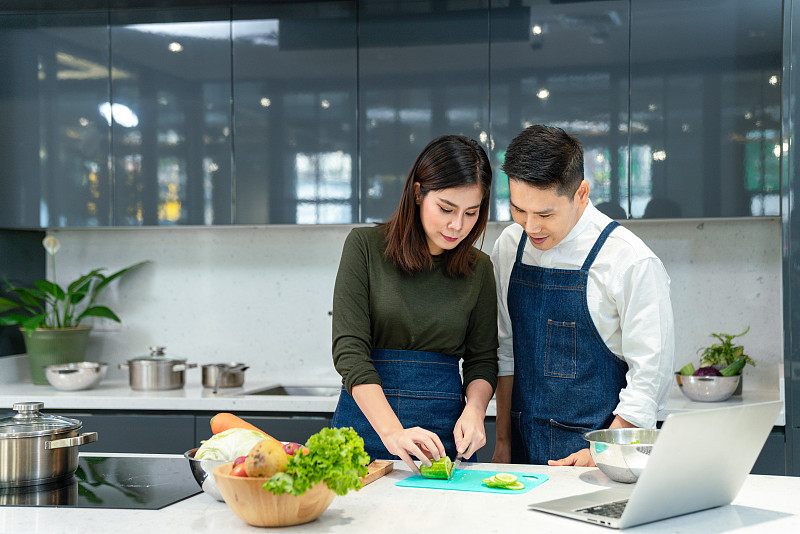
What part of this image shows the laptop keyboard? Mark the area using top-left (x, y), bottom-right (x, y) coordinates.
top-left (577, 499), bottom-right (629, 519)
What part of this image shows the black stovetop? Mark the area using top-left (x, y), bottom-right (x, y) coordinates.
top-left (0, 456), bottom-right (201, 509)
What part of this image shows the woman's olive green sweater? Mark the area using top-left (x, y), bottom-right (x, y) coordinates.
top-left (332, 226), bottom-right (499, 394)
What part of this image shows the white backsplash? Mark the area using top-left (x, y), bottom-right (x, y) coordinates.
top-left (45, 217), bottom-right (782, 391)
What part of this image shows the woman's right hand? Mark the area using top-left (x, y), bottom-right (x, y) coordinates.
top-left (381, 427), bottom-right (446, 475)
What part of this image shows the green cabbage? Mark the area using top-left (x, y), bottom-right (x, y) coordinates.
top-left (194, 428), bottom-right (266, 461)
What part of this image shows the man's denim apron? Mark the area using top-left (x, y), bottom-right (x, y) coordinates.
top-left (331, 349), bottom-right (464, 461)
top-left (507, 221), bottom-right (628, 464)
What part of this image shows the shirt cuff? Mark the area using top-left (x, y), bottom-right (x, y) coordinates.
top-left (614, 392), bottom-right (660, 429)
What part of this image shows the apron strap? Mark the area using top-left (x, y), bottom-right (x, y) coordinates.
top-left (515, 227), bottom-right (528, 263)
top-left (580, 221), bottom-right (619, 271)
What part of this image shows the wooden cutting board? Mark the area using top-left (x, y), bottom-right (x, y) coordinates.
top-left (360, 460), bottom-right (394, 485)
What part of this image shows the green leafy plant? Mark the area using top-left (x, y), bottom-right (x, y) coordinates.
top-left (263, 426), bottom-right (369, 497)
top-left (697, 326), bottom-right (755, 368)
top-left (0, 236), bottom-right (147, 334)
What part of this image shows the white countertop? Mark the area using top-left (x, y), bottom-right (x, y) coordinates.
top-left (0, 456), bottom-right (798, 534)
top-left (0, 355), bottom-right (786, 425)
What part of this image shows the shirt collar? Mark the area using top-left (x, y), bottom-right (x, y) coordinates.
top-left (553, 199), bottom-right (595, 249)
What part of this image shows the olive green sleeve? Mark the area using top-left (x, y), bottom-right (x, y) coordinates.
top-left (461, 255), bottom-right (499, 392)
top-left (331, 229), bottom-right (382, 394)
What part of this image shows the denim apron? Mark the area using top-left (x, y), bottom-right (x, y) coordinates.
top-left (331, 349), bottom-right (464, 461)
top-left (507, 221), bottom-right (628, 464)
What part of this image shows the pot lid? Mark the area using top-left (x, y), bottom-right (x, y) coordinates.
top-left (0, 402), bottom-right (81, 438)
top-left (128, 346), bottom-right (185, 363)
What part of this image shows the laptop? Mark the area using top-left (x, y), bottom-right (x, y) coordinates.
top-left (529, 401), bottom-right (782, 529)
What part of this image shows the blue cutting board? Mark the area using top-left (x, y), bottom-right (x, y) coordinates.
top-left (395, 469), bottom-right (548, 494)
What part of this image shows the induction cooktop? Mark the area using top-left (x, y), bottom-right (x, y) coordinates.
top-left (0, 456), bottom-right (201, 509)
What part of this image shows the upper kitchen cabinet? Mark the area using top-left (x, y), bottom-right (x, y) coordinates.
top-left (359, 1), bottom-right (490, 223)
top-left (233, 1), bottom-right (358, 224)
top-left (0, 11), bottom-right (111, 228)
top-left (629, 0), bottom-right (782, 218)
top-left (490, 0), bottom-right (630, 221)
top-left (110, 7), bottom-right (232, 226)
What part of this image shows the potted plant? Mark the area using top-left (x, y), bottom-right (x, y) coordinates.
top-left (696, 326), bottom-right (755, 395)
top-left (0, 236), bottom-right (147, 385)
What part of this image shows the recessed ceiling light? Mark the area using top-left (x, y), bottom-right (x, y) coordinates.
top-left (168, 42), bottom-right (183, 53)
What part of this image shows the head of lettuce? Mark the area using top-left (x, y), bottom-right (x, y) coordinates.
top-left (263, 427), bottom-right (370, 496)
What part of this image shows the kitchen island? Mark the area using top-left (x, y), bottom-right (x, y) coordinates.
top-left (0, 457), bottom-right (798, 534)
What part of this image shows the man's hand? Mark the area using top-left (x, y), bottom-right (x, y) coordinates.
top-left (548, 448), bottom-right (595, 467)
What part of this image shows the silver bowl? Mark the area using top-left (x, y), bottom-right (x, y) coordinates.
top-left (584, 428), bottom-right (660, 483)
top-left (44, 362), bottom-right (108, 391)
top-left (184, 448), bottom-right (225, 501)
top-left (675, 373), bottom-right (741, 402)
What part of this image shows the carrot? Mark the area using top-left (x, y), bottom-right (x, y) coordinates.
top-left (210, 412), bottom-right (278, 441)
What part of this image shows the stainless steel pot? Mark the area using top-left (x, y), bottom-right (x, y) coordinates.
top-left (0, 402), bottom-right (97, 488)
top-left (201, 363), bottom-right (248, 393)
top-left (119, 346), bottom-right (197, 391)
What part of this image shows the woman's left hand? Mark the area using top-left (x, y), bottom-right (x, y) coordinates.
top-left (452, 404), bottom-right (486, 459)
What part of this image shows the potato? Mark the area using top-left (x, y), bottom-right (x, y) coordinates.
top-left (244, 438), bottom-right (289, 478)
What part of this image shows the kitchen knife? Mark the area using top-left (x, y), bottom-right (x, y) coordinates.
top-left (449, 454), bottom-right (462, 480)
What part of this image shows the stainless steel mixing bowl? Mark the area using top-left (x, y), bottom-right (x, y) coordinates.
top-left (184, 448), bottom-right (225, 501)
top-left (675, 373), bottom-right (741, 402)
top-left (584, 427), bottom-right (660, 483)
top-left (44, 362), bottom-right (108, 391)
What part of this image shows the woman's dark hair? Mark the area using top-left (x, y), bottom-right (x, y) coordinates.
top-left (382, 135), bottom-right (492, 278)
top-left (502, 124), bottom-right (584, 198)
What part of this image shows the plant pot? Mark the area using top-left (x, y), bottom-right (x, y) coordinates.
top-left (22, 327), bottom-right (92, 385)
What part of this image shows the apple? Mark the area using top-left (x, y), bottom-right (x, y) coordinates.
top-left (282, 442), bottom-right (302, 456)
top-left (233, 456), bottom-right (247, 467)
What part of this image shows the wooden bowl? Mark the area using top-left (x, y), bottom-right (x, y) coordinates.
top-left (213, 463), bottom-right (336, 527)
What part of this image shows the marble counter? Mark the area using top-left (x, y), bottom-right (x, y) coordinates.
top-left (0, 457), bottom-right (798, 534)
top-left (0, 355), bottom-right (786, 425)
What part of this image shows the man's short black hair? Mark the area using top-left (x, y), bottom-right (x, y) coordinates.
top-left (502, 125), bottom-right (584, 198)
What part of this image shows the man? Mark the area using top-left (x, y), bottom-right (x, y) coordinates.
top-left (491, 125), bottom-right (675, 466)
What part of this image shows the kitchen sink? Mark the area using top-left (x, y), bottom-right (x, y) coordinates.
top-left (242, 385), bottom-right (341, 396)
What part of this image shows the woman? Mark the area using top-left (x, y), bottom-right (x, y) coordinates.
top-left (331, 134), bottom-right (498, 474)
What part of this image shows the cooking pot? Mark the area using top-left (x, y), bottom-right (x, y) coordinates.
top-left (0, 402), bottom-right (97, 488)
top-left (202, 362), bottom-right (248, 393)
top-left (119, 346), bottom-right (197, 391)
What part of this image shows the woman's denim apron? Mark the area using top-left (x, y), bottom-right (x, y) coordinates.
top-left (331, 349), bottom-right (464, 461)
top-left (507, 221), bottom-right (628, 464)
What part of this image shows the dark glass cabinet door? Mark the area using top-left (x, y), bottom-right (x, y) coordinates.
top-left (490, 0), bottom-right (630, 221)
top-left (233, 2), bottom-right (358, 225)
top-left (0, 12), bottom-right (111, 228)
top-left (359, 1), bottom-right (490, 223)
top-left (630, 0), bottom-right (782, 218)
top-left (110, 8), bottom-right (232, 226)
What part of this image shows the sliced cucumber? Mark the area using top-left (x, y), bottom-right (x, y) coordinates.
top-left (482, 473), bottom-right (525, 490)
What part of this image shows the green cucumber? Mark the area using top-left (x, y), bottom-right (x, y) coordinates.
top-left (720, 357), bottom-right (746, 376)
top-left (420, 457), bottom-right (452, 479)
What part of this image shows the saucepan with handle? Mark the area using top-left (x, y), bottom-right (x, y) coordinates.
top-left (202, 362), bottom-right (249, 393)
